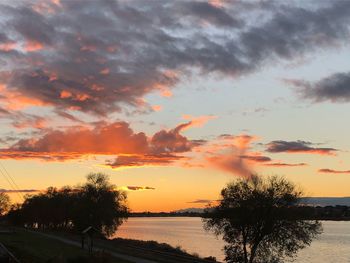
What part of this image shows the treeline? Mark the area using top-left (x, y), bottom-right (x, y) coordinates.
top-left (132, 206), bottom-right (350, 220)
top-left (6, 173), bottom-right (128, 237)
top-left (311, 205), bottom-right (350, 220)
top-left (130, 212), bottom-right (204, 217)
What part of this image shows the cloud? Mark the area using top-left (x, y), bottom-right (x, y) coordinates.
top-left (121, 186), bottom-right (155, 191)
top-left (5, 122), bottom-right (149, 157)
top-left (0, 106), bottom-right (48, 129)
top-left (187, 199), bottom-right (214, 204)
top-left (1, 118), bottom-right (210, 167)
top-left (105, 154), bottom-right (185, 169)
top-left (0, 1), bottom-right (350, 116)
top-left (181, 115), bottom-right (217, 130)
top-left (240, 155), bottom-right (271, 163)
top-left (206, 134), bottom-right (258, 177)
top-left (287, 72), bottom-right (350, 103)
top-left (264, 162), bottom-right (307, 167)
top-left (266, 140), bottom-right (337, 155)
top-left (0, 188), bottom-right (39, 193)
top-left (318, 168), bottom-right (350, 174)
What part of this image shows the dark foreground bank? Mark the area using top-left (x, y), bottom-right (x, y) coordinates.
top-left (0, 227), bottom-right (218, 263)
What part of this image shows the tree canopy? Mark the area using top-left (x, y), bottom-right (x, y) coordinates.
top-left (203, 175), bottom-right (322, 263)
top-left (7, 173), bottom-right (128, 237)
top-left (0, 192), bottom-right (10, 216)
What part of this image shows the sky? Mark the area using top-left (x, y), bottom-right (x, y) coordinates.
top-left (1, 0), bottom-right (350, 212)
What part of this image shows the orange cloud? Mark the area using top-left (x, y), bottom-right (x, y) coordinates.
top-left (24, 40), bottom-right (44, 52)
top-left (203, 134), bottom-right (259, 177)
top-left (60, 90), bottom-right (73, 99)
top-left (0, 83), bottom-right (49, 110)
top-left (233, 134), bottom-right (257, 150)
top-left (152, 105), bottom-right (162, 112)
top-left (6, 122), bottom-right (148, 157)
top-left (0, 120), bottom-right (206, 167)
top-left (160, 89), bottom-right (173, 98)
top-left (180, 115), bottom-right (217, 131)
top-left (0, 42), bottom-right (16, 52)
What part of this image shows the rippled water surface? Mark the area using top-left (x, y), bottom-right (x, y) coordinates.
top-left (113, 217), bottom-right (350, 262)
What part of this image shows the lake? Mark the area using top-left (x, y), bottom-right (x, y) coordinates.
top-left (113, 217), bottom-right (350, 262)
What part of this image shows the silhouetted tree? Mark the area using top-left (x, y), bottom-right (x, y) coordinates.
top-left (0, 192), bottom-right (10, 216)
top-left (72, 173), bottom-right (128, 236)
top-left (203, 175), bottom-right (322, 263)
top-left (6, 173), bottom-right (128, 237)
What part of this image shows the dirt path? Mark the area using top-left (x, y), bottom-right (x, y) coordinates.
top-left (27, 230), bottom-right (158, 263)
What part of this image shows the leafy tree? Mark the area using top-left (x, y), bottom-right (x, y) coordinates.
top-left (0, 192), bottom-right (10, 216)
top-left (6, 173), bottom-right (128, 237)
top-left (203, 175), bottom-right (322, 263)
top-left (71, 173), bottom-right (128, 236)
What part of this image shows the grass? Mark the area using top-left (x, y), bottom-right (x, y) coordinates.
top-left (0, 228), bottom-right (131, 263)
top-left (24, 230), bottom-right (218, 263)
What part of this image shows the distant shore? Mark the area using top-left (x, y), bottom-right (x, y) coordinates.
top-left (130, 204), bottom-right (350, 221)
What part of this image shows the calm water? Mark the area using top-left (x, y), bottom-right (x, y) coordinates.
top-left (113, 217), bottom-right (350, 263)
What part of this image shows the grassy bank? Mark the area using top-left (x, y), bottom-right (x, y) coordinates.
top-left (0, 228), bottom-right (131, 263)
top-left (39, 230), bottom-right (218, 263)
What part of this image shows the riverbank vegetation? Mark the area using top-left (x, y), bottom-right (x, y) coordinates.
top-left (0, 227), bottom-right (130, 263)
top-left (6, 173), bottom-right (128, 237)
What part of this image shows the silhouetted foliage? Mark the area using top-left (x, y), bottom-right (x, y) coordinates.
top-left (203, 175), bottom-right (322, 263)
top-left (7, 173), bottom-right (128, 237)
top-left (0, 192), bottom-right (10, 216)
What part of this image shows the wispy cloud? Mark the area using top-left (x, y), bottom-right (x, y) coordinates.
top-left (318, 168), bottom-right (350, 174)
top-left (0, 188), bottom-right (39, 193)
top-left (264, 162), bottom-right (307, 167)
top-left (266, 140), bottom-right (337, 155)
top-left (118, 186), bottom-right (155, 191)
top-left (187, 199), bottom-right (215, 204)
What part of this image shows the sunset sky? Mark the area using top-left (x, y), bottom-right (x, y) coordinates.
top-left (1, 0), bottom-right (350, 212)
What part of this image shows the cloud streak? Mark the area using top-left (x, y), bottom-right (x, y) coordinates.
top-left (266, 140), bottom-right (337, 155)
top-left (318, 168), bottom-right (350, 174)
top-left (264, 162), bottom-right (307, 167)
top-left (0, 188), bottom-right (39, 193)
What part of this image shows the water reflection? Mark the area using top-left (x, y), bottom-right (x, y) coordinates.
top-left (113, 217), bottom-right (350, 263)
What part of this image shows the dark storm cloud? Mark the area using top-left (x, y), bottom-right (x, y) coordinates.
top-left (266, 140), bottom-right (337, 155)
top-left (0, 1), bottom-right (350, 115)
top-left (289, 72), bottom-right (350, 103)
